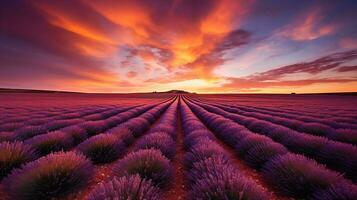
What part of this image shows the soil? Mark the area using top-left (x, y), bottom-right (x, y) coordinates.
top-left (163, 101), bottom-right (186, 200)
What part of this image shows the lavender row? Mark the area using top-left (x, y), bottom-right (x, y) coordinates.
top-left (191, 98), bottom-right (357, 145)
top-left (28, 102), bottom-right (163, 158)
top-left (236, 104), bottom-right (357, 128)
top-left (0, 106), bottom-right (117, 139)
top-left (180, 99), bottom-right (270, 200)
top-left (0, 105), bottom-right (134, 137)
top-left (213, 98), bottom-right (357, 123)
top-left (214, 103), bottom-right (357, 144)
top-left (2, 103), bottom-right (146, 143)
top-left (193, 96), bottom-right (357, 120)
top-left (133, 99), bottom-right (178, 159)
top-left (0, 100), bottom-right (174, 200)
top-left (185, 98), bottom-right (357, 199)
top-left (0, 103), bottom-right (164, 182)
top-left (77, 100), bottom-right (172, 164)
top-left (88, 100), bottom-right (179, 199)
top-left (0, 105), bottom-right (115, 129)
top-left (189, 98), bottom-right (357, 181)
top-left (0, 105), bottom-right (88, 124)
top-left (0, 96), bottom-right (170, 131)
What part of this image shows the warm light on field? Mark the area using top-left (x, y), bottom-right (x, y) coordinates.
top-left (0, 93), bottom-right (356, 199)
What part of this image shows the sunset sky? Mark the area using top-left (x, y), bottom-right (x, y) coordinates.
top-left (1, 0), bottom-right (356, 93)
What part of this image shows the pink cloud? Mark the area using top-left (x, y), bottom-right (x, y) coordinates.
top-left (277, 7), bottom-right (337, 41)
top-left (127, 71), bottom-right (137, 78)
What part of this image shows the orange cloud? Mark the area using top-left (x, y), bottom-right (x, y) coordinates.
top-left (87, 0), bottom-right (252, 72)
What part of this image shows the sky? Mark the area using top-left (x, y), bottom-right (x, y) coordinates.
top-left (0, 0), bottom-right (356, 93)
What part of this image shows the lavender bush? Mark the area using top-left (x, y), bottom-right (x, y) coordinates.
top-left (61, 125), bottom-right (88, 145)
top-left (14, 125), bottom-right (47, 141)
top-left (113, 149), bottom-right (173, 188)
top-left (3, 151), bottom-right (93, 200)
top-left (0, 141), bottom-right (37, 180)
top-left (188, 154), bottom-right (230, 186)
top-left (318, 141), bottom-right (357, 180)
top-left (244, 142), bottom-right (288, 169)
top-left (80, 121), bottom-right (109, 136)
top-left (119, 118), bottom-right (151, 137)
top-left (184, 141), bottom-right (229, 169)
top-left (235, 134), bottom-right (271, 157)
top-left (77, 134), bottom-right (125, 164)
top-left (25, 131), bottom-right (74, 156)
top-left (88, 175), bottom-right (162, 200)
top-left (328, 128), bottom-right (357, 145)
top-left (108, 126), bottom-right (135, 146)
top-left (262, 153), bottom-right (343, 198)
top-left (134, 132), bottom-right (176, 159)
top-left (188, 162), bottom-right (269, 200)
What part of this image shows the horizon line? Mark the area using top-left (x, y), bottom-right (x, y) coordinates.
top-left (1, 88), bottom-right (357, 96)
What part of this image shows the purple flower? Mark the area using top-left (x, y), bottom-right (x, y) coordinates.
top-left (188, 160), bottom-right (269, 200)
top-left (309, 182), bottom-right (357, 200)
top-left (77, 134), bottom-right (125, 164)
top-left (25, 131), bottom-right (74, 156)
top-left (217, 125), bottom-right (250, 147)
top-left (61, 125), bottom-right (88, 145)
top-left (113, 149), bottom-right (173, 188)
top-left (3, 151), bottom-right (93, 199)
top-left (318, 141), bottom-right (357, 180)
top-left (14, 125), bottom-right (47, 141)
top-left (184, 130), bottom-right (214, 150)
top-left (281, 133), bottom-right (328, 157)
top-left (108, 126), bottom-right (135, 146)
top-left (187, 154), bottom-right (230, 186)
top-left (184, 141), bottom-right (229, 169)
top-left (79, 121), bottom-right (109, 136)
top-left (88, 175), bottom-right (162, 200)
top-left (328, 128), bottom-right (357, 145)
top-left (134, 132), bottom-right (176, 159)
top-left (119, 118), bottom-right (151, 137)
top-left (244, 141), bottom-right (288, 169)
top-left (235, 134), bottom-right (271, 157)
top-left (148, 124), bottom-right (176, 139)
top-left (0, 122), bottom-right (24, 132)
top-left (0, 131), bottom-right (16, 142)
top-left (0, 141), bottom-right (37, 180)
top-left (262, 153), bottom-right (343, 198)
top-left (43, 119), bottom-right (84, 131)
top-left (297, 122), bottom-right (334, 136)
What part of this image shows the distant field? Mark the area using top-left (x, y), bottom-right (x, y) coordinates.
top-left (0, 93), bottom-right (356, 200)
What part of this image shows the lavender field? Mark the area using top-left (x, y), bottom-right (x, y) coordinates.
top-left (0, 93), bottom-right (356, 200)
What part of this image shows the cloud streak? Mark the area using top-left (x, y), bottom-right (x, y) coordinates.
top-left (222, 50), bottom-right (357, 92)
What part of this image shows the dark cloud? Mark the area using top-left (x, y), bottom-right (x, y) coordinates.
top-left (336, 65), bottom-right (357, 73)
top-left (224, 50), bottom-right (357, 90)
top-left (256, 50), bottom-right (357, 80)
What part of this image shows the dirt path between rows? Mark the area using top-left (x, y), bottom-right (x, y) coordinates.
top-left (163, 101), bottom-right (186, 200)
